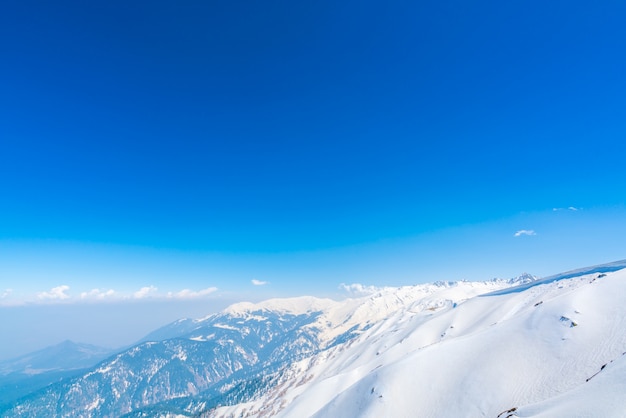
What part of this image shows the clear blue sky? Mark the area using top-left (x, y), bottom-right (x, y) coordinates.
top-left (1, 0), bottom-right (625, 355)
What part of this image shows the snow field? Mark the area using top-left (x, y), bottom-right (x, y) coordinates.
top-left (213, 267), bottom-right (626, 418)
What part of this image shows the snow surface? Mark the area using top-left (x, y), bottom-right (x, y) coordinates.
top-left (211, 265), bottom-right (626, 418)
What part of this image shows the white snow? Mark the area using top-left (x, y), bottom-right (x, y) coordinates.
top-left (514, 352), bottom-right (626, 417)
top-left (189, 336), bottom-right (206, 342)
top-left (211, 263), bottom-right (626, 418)
top-left (212, 324), bottom-right (239, 331)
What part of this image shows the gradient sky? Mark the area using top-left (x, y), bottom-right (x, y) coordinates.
top-left (1, 1), bottom-right (626, 357)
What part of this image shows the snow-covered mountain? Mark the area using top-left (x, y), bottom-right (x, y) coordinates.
top-left (2, 307), bottom-right (329, 417)
top-left (3, 260), bottom-right (625, 417)
top-left (212, 261), bottom-right (626, 418)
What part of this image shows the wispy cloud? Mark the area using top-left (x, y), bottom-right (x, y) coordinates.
top-left (339, 283), bottom-right (383, 296)
top-left (37, 285), bottom-right (71, 300)
top-left (80, 288), bottom-right (116, 300)
top-left (167, 287), bottom-right (218, 299)
top-left (514, 230), bottom-right (536, 237)
top-left (553, 206), bottom-right (580, 212)
top-left (133, 285), bottom-right (158, 299)
top-left (251, 279), bottom-right (268, 286)
top-left (6, 284), bottom-right (221, 305)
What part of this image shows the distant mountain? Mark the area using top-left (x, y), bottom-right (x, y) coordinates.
top-left (506, 272), bottom-right (538, 285)
top-left (3, 262), bottom-right (626, 417)
top-left (0, 340), bottom-right (114, 376)
top-left (0, 341), bottom-right (116, 410)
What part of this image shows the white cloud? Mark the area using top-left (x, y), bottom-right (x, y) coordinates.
top-left (133, 285), bottom-right (158, 299)
top-left (167, 287), bottom-right (218, 299)
top-left (514, 230), bottom-right (536, 237)
top-left (37, 285), bottom-right (71, 300)
top-left (568, 206), bottom-right (579, 211)
top-left (4, 285), bottom-right (222, 305)
top-left (251, 279), bottom-right (268, 286)
top-left (553, 206), bottom-right (580, 212)
top-left (339, 283), bottom-right (383, 296)
top-left (80, 288), bottom-right (116, 300)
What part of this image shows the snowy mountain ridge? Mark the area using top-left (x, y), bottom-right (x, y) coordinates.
top-left (3, 261), bottom-right (626, 417)
top-left (221, 278), bottom-right (531, 347)
top-left (211, 261), bottom-right (626, 418)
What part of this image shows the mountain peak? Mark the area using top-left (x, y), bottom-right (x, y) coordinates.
top-left (223, 296), bottom-right (338, 316)
top-left (508, 272), bottom-right (538, 284)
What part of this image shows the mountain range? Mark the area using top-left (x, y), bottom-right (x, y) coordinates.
top-left (1, 261), bottom-right (625, 417)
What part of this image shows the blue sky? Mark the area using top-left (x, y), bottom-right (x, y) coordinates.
top-left (1, 1), bottom-right (626, 356)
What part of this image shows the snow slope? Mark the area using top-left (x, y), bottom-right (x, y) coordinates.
top-left (210, 263), bottom-right (626, 418)
top-left (6, 262), bottom-right (624, 417)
